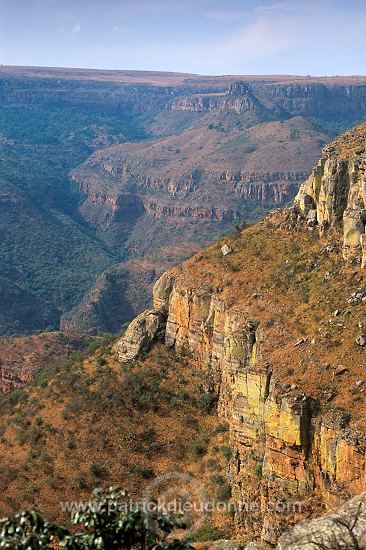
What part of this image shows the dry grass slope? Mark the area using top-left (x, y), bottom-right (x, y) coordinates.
top-left (0, 339), bottom-right (234, 539)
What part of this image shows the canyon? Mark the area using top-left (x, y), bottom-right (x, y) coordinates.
top-left (1, 67), bottom-right (366, 336)
top-left (0, 68), bottom-right (366, 546)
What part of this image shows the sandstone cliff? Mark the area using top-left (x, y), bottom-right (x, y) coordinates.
top-left (116, 123), bottom-right (366, 545)
top-left (295, 122), bottom-right (366, 267)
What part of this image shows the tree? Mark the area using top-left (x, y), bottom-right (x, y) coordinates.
top-left (0, 487), bottom-right (193, 550)
top-left (0, 510), bottom-right (67, 549)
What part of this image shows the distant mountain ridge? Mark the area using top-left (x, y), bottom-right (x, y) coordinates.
top-left (0, 67), bottom-right (366, 335)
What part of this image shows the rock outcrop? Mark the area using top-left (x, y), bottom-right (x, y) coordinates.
top-left (117, 309), bottom-right (166, 362)
top-left (170, 80), bottom-right (366, 118)
top-left (169, 96), bottom-right (222, 112)
top-left (295, 122), bottom-right (366, 265)
top-left (268, 83), bottom-right (366, 117)
top-left (220, 82), bottom-right (264, 115)
top-left (278, 493), bottom-right (366, 549)
top-left (117, 269), bottom-right (366, 544)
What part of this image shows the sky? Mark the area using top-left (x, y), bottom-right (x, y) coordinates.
top-left (0, 0), bottom-right (365, 76)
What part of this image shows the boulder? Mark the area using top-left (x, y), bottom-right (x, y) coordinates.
top-left (209, 541), bottom-right (244, 550)
top-left (278, 493), bottom-right (366, 549)
top-left (221, 244), bottom-right (233, 256)
top-left (306, 209), bottom-right (317, 227)
top-left (357, 334), bottom-right (366, 346)
top-left (153, 272), bottom-right (174, 310)
top-left (116, 309), bottom-right (166, 362)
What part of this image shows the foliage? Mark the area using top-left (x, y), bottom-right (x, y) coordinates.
top-left (0, 99), bottom-right (149, 336)
top-left (197, 393), bottom-right (218, 413)
top-left (0, 105), bottom-right (146, 146)
top-left (254, 462), bottom-right (263, 480)
top-left (307, 116), bottom-right (366, 138)
top-left (188, 522), bottom-right (222, 542)
top-left (0, 510), bottom-right (67, 549)
top-left (186, 439), bottom-right (207, 457)
top-left (0, 486), bottom-right (192, 550)
top-left (220, 447), bottom-right (232, 460)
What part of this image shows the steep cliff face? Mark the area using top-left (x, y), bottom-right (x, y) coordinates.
top-left (170, 81), bottom-right (264, 115)
top-left (295, 122), bottom-right (366, 265)
top-left (268, 83), bottom-right (366, 117)
top-left (117, 123), bottom-right (366, 545)
top-left (170, 80), bottom-right (366, 118)
top-left (149, 276), bottom-right (366, 544)
top-left (169, 95), bottom-right (222, 112)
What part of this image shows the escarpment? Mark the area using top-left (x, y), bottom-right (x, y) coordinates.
top-left (72, 113), bottom-right (327, 242)
top-left (295, 122), bottom-right (366, 266)
top-left (117, 123), bottom-right (366, 545)
top-left (170, 80), bottom-right (366, 118)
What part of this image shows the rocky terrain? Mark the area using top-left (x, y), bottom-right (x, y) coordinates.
top-left (1, 66), bottom-right (366, 336)
top-left (116, 123), bottom-right (366, 546)
top-left (0, 115), bottom-right (366, 547)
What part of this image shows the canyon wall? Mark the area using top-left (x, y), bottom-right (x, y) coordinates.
top-left (76, 163), bottom-right (307, 226)
top-left (117, 271), bottom-right (366, 544)
top-left (268, 83), bottom-right (366, 117)
top-left (295, 125), bottom-right (366, 265)
top-left (116, 123), bottom-right (366, 545)
top-left (170, 81), bottom-right (366, 118)
top-left (149, 275), bottom-right (366, 545)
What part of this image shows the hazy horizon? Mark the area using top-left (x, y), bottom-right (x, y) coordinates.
top-left (1, 0), bottom-right (366, 76)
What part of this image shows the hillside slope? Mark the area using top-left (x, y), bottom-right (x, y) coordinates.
top-left (116, 122), bottom-right (366, 545)
top-left (0, 332), bottom-right (94, 393)
top-left (0, 338), bottom-right (234, 543)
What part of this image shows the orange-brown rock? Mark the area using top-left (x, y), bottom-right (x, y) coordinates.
top-left (295, 122), bottom-right (366, 264)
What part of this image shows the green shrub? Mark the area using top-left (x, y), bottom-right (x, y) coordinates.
top-left (220, 446), bottom-right (232, 460)
top-left (211, 474), bottom-right (224, 484)
top-left (254, 462), bottom-right (263, 480)
top-left (74, 473), bottom-right (87, 490)
top-left (215, 482), bottom-right (231, 502)
top-left (0, 486), bottom-right (193, 549)
top-left (187, 439), bottom-right (207, 457)
top-left (89, 462), bottom-right (104, 478)
top-left (197, 392), bottom-right (218, 412)
top-left (140, 467), bottom-right (155, 479)
top-left (189, 522), bottom-right (222, 542)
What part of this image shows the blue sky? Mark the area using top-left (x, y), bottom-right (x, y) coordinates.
top-left (0, 0), bottom-right (365, 75)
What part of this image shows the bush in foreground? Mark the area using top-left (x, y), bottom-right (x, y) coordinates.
top-left (0, 486), bottom-right (192, 550)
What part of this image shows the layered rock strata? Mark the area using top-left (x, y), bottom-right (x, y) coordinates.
top-left (117, 271), bottom-right (366, 544)
top-left (295, 122), bottom-right (366, 266)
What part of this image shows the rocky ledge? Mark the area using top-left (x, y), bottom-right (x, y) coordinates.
top-left (295, 122), bottom-right (366, 265)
